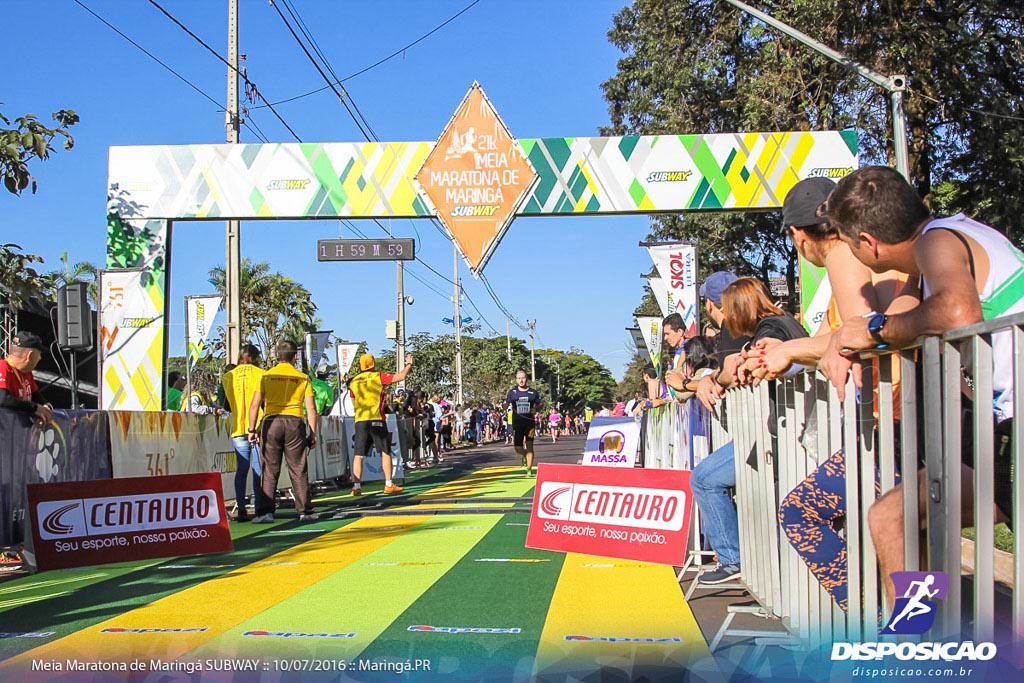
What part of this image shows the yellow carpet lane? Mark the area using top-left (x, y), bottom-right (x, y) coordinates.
top-left (411, 466), bottom-right (528, 500)
top-left (532, 553), bottom-right (714, 680)
top-left (0, 516), bottom-right (427, 671)
top-left (186, 513), bottom-right (505, 660)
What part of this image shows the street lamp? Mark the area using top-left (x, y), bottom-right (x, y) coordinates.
top-left (722, 0), bottom-right (910, 179)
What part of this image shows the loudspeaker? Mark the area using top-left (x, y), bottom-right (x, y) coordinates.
top-left (57, 283), bottom-right (93, 350)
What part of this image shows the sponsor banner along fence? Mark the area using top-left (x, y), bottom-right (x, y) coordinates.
top-left (582, 417), bottom-right (640, 468)
top-left (27, 473), bottom-right (231, 570)
top-left (342, 414), bottom-right (405, 482)
top-left (0, 410), bottom-right (109, 548)
top-left (647, 243), bottom-right (698, 337)
top-left (526, 464), bottom-right (693, 565)
top-left (1, 410), bottom-right (347, 549)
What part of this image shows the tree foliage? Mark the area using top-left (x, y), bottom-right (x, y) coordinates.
top-left (1, 109), bottom-right (79, 195)
top-left (0, 243), bottom-right (45, 309)
top-left (602, 0), bottom-right (1024, 293)
top-left (398, 333), bottom-right (615, 410)
top-left (208, 259), bottom-right (319, 361)
top-left (40, 252), bottom-right (99, 306)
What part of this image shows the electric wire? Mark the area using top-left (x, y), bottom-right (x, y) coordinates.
top-left (146, 0), bottom-right (303, 142)
top-left (254, 0), bottom-right (483, 109)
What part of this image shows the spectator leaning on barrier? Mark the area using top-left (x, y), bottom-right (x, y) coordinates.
top-left (220, 344), bottom-right (270, 522)
top-left (0, 330), bottom-right (53, 426)
top-left (166, 371), bottom-right (186, 411)
top-left (743, 177), bottom-right (905, 611)
top-left (693, 277), bottom-right (807, 584)
top-left (662, 312), bottom-right (687, 374)
top-left (247, 340), bottom-right (319, 523)
top-left (826, 165), bottom-right (1021, 608)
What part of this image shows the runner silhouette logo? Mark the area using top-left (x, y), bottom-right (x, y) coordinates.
top-left (880, 571), bottom-right (949, 635)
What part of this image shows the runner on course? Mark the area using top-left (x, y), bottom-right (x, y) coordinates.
top-left (506, 370), bottom-right (542, 476)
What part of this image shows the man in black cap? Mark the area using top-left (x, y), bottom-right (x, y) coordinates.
top-left (0, 331), bottom-right (52, 424)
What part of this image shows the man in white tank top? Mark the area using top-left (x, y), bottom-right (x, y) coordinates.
top-left (823, 165), bottom-right (1018, 608)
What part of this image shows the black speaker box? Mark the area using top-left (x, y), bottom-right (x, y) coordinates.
top-left (57, 283), bottom-right (93, 350)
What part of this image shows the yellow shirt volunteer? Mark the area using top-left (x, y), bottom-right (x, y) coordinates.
top-left (349, 370), bottom-right (394, 422)
top-left (222, 364), bottom-right (265, 437)
top-left (260, 362), bottom-right (313, 418)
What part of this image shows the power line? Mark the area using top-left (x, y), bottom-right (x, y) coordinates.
top-left (73, 0), bottom-right (271, 144)
top-left (269, 0), bottom-right (376, 142)
top-left (146, 0), bottom-right (303, 142)
top-left (255, 0), bottom-right (483, 109)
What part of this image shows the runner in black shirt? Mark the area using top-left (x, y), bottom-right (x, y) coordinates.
top-left (505, 370), bottom-right (541, 476)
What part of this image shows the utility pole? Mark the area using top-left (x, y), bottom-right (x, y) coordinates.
top-left (722, 0), bottom-right (909, 179)
top-left (506, 316), bottom-right (511, 361)
top-left (224, 0), bottom-right (242, 362)
top-left (528, 319), bottom-right (536, 382)
top-left (453, 245), bottom-right (463, 405)
top-left (396, 260), bottom-right (406, 376)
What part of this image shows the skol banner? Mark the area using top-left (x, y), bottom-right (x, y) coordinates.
top-left (342, 414), bottom-right (405, 482)
top-left (27, 473), bottom-right (232, 571)
top-left (185, 295), bottom-right (222, 370)
top-left (337, 344), bottom-right (360, 377)
top-left (0, 410), bottom-right (110, 549)
top-left (526, 463), bottom-right (693, 566)
top-left (304, 331), bottom-right (332, 374)
top-left (636, 316), bottom-right (663, 374)
top-left (98, 268), bottom-right (164, 411)
top-left (582, 416), bottom-right (641, 468)
top-left (647, 243), bottom-right (698, 337)
top-left (107, 411), bottom-right (238, 501)
top-left (646, 275), bottom-right (670, 317)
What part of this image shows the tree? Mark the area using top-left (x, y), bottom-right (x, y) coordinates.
top-left (0, 243), bottom-right (45, 309)
top-left (40, 252), bottom-right (99, 306)
top-left (601, 0), bottom-right (1024, 290)
top-left (208, 259), bottom-right (319, 361)
top-left (1, 109), bottom-right (78, 195)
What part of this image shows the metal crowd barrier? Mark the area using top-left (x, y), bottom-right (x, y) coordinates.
top-left (643, 311), bottom-right (1024, 651)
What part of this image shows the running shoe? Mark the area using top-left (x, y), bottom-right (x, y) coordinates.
top-left (299, 513), bottom-right (320, 522)
top-left (351, 488), bottom-right (362, 496)
top-left (699, 563), bottom-right (741, 584)
top-left (251, 513), bottom-right (274, 524)
top-left (383, 484), bottom-right (404, 494)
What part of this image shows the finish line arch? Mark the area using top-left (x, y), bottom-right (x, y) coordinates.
top-left (101, 87), bottom-right (857, 410)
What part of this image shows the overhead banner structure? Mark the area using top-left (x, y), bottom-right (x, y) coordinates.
top-left (416, 83), bottom-right (539, 274)
top-left (106, 77), bottom-right (858, 410)
top-left (98, 268), bottom-right (165, 411)
top-left (636, 316), bottom-right (663, 375)
top-left (646, 275), bottom-right (670, 317)
top-left (647, 243), bottom-right (698, 337)
top-left (185, 295), bottom-right (222, 370)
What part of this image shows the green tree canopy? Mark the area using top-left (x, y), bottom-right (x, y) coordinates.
top-left (602, 0), bottom-right (1024, 297)
top-left (1, 109), bottom-right (78, 195)
top-left (208, 259), bottom-right (319, 361)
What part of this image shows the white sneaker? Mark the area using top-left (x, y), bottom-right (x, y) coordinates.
top-left (251, 513), bottom-right (274, 524)
top-left (299, 513), bottom-right (320, 522)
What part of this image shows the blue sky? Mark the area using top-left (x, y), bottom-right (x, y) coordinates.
top-left (4, 0), bottom-right (654, 379)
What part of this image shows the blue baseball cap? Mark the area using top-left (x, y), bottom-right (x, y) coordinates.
top-left (699, 272), bottom-right (738, 307)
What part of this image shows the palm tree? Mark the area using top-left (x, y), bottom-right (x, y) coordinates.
top-left (40, 252), bottom-right (99, 306)
top-left (208, 259), bottom-right (318, 362)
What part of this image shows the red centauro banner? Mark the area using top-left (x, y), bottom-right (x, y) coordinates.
top-left (27, 473), bottom-right (232, 570)
top-left (526, 463), bottom-right (692, 565)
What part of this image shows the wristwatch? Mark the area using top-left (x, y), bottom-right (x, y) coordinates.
top-left (867, 312), bottom-right (889, 348)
